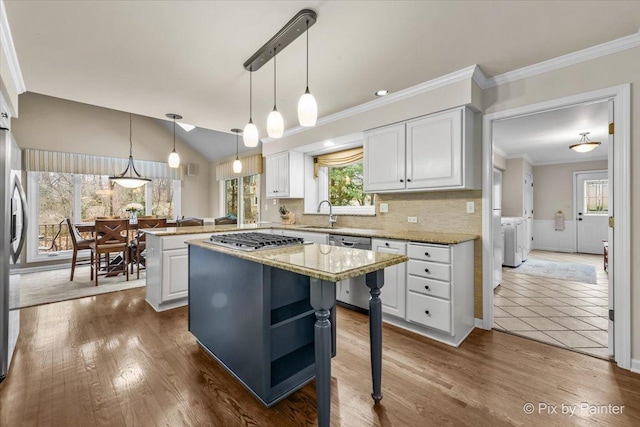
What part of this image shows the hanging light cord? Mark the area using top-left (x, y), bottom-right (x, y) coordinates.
top-left (305, 19), bottom-right (309, 91)
top-left (249, 66), bottom-right (253, 121)
top-left (129, 113), bottom-right (133, 158)
top-left (173, 117), bottom-right (176, 150)
top-left (273, 46), bottom-right (277, 109)
top-left (236, 131), bottom-right (239, 159)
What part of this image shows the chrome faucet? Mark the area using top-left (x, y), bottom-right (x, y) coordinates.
top-left (317, 200), bottom-right (337, 227)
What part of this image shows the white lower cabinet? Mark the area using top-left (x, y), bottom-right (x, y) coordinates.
top-left (375, 239), bottom-right (475, 347)
top-left (146, 233), bottom-right (212, 311)
top-left (371, 239), bottom-right (407, 318)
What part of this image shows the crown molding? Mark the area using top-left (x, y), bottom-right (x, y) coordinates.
top-left (262, 64), bottom-right (484, 144)
top-left (529, 155), bottom-right (608, 167)
top-left (0, 0), bottom-right (26, 96)
top-left (492, 146), bottom-right (507, 158)
top-left (485, 27), bottom-right (640, 89)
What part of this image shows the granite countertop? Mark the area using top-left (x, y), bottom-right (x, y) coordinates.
top-left (187, 239), bottom-right (408, 282)
top-left (145, 223), bottom-right (478, 245)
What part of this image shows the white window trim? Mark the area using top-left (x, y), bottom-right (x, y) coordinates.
top-left (27, 171), bottom-right (181, 263)
top-left (313, 165), bottom-right (375, 216)
top-left (220, 175), bottom-right (261, 224)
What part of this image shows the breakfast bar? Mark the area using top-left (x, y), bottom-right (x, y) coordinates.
top-left (187, 236), bottom-right (408, 427)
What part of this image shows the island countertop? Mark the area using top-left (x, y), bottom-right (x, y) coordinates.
top-left (145, 223), bottom-right (478, 245)
top-left (186, 239), bottom-right (408, 282)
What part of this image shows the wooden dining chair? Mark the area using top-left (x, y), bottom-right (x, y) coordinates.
top-left (66, 218), bottom-right (95, 281)
top-left (90, 218), bottom-right (129, 286)
top-left (132, 217), bottom-right (167, 278)
top-left (176, 216), bottom-right (204, 227)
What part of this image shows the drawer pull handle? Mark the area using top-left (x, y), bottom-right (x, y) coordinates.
top-left (400, 179), bottom-right (404, 183)
top-left (424, 252), bottom-right (430, 257)
top-left (424, 310), bottom-right (430, 315)
top-left (385, 242), bottom-right (389, 246)
top-left (424, 268), bottom-right (430, 273)
top-left (424, 285), bottom-right (430, 290)
top-left (407, 179), bottom-right (411, 182)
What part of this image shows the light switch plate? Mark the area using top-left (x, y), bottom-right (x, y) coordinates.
top-left (408, 216), bottom-right (418, 223)
top-left (466, 202), bottom-right (475, 213)
top-left (379, 203), bottom-right (389, 213)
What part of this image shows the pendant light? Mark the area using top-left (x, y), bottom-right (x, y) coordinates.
top-left (166, 113), bottom-right (182, 168)
top-left (232, 128), bottom-right (242, 173)
top-left (298, 19), bottom-right (317, 127)
top-left (243, 67), bottom-right (259, 147)
top-left (110, 113), bottom-right (152, 188)
top-left (570, 132), bottom-right (601, 153)
top-left (267, 46), bottom-right (284, 138)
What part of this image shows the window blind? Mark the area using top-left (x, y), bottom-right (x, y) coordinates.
top-left (313, 147), bottom-right (363, 177)
top-left (23, 148), bottom-right (184, 180)
top-left (216, 154), bottom-right (263, 181)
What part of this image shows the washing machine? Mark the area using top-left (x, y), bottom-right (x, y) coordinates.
top-left (502, 217), bottom-right (525, 267)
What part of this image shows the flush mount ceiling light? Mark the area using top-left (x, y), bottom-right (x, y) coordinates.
top-left (232, 128), bottom-right (243, 173)
top-left (110, 114), bottom-right (152, 188)
top-left (267, 46), bottom-right (284, 138)
top-left (374, 89), bottom-right (389, 97)
top-left (570, 132), bottom-right (601, 153)
top-left (166, 113), bottom-right (182, 168)
top-left (243, 67), bottom-right (259, 147)
top-left (298, 18), bottom-right (317, 127)
top-left (243, 9), bottom-right (318, 139)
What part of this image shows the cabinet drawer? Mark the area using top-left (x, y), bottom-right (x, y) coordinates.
top-left (407, 292), bottom-right (452, 334)
top-left (408, 259), bottom-right (450, 281)
top-left (407, 276), bottom-right (450, 300)
top-left (408, 244), bottom-right (450, 263)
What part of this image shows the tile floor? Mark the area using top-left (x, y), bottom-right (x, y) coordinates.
top-left (494, 250), bottom-right (610, 359)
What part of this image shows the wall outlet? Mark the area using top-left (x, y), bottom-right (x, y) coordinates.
top-left (407, 216), bottom-right (418, 223)
top-left (466, 202), bottom-right (475, 214)
top-left (379, 203), bottom-right (389, 213)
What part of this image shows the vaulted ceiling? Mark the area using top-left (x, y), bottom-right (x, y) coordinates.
top-left (5, 1), bottom-right (640, 160)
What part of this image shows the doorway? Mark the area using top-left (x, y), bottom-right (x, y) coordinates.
top-left (575, 170), bottom-right (609, 254)
top-left (481, 85), bottom-right (631, 370)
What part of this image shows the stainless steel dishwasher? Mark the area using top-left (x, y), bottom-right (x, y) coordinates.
top-left (329, 234), bottom-right (371, 313)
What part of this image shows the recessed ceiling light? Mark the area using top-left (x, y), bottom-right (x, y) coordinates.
top-left (323, 141), bottom-right (335, 147)
top-left (374, 89), bottom-right (389, 97)
top-left (177, 122), bottom-right (196, 132)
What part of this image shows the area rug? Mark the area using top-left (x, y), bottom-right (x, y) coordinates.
top-left (512, 259), bottom-right (597, 284)
top-left (17, 266), bottom-right (145, 308)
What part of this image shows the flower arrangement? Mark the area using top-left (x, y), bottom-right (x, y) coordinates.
top-left (124, 202), bottom-right (144, 215)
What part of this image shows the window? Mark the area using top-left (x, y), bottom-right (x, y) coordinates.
top-left (28, 172), bottom-right (181, 261)
top-left (223, 174), bottom-right (260, 224)
top-left (583, 179), bottom-right (609, 215)
top-left (327, 163), bottom-right (372, 207)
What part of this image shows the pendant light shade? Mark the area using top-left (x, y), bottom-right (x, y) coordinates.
top-left (570, 132), bottom-right (601, 153)
top-left (110, 114), bottom-right (152, 188)
top-left (232, 128), bottom-right (242, 173)
top-left (298, 19), bottom-right (317, 127)
top-left (267, 47), bottom-right (284, 138)
top-left (243, 69), bottom-right (260, 147)
top-left (166, 113), bottom-right (182, 168)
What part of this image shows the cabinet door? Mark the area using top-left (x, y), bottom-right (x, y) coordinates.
top-left (276, 152), bottom-right (290, 197)
top-left (162, 249), bottom-right (189, 302)
top-left (364, 124), bottom-right (406, 192)
top-left (406, 109), bottom-right (462, 189)
top-left (265, 154), bottom-right (280, 198)
top-left (372, 239), bottom-right (407, 317)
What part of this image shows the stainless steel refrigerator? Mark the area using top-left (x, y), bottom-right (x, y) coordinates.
top-left (0, 127), bottom-right (27, 383)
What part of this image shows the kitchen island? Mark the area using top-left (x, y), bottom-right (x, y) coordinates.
top-left (187, 238), bottom-right (408, 427)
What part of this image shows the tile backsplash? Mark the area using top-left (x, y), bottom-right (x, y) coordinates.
top-left (268, 190), bottom-right (484, 318)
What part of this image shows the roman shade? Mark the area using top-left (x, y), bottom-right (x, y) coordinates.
top-left (216, 154), bottom-right (263, 181)
top-left (313, 147), bottom-right (363, 177)
top-left (23, 148), bottom-right (184, 180)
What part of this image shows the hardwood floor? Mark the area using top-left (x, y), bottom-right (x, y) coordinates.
top-left (1, 288), bottom-right (639, 426)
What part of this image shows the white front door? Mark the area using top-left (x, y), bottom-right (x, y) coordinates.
top-left (575, 171), bottom-right (609, 254)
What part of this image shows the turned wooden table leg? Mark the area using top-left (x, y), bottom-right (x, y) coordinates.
top-left (310, 278), bottom-right (336, 427)
top-left (366, 270), bottom-right (384, 404)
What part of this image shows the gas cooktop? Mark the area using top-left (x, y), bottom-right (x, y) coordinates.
top-left (207, 232), bottom-right (306, 252)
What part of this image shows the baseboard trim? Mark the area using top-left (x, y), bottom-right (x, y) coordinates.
top-left (12, 263), bottom-right (72, 274)
top-left (631, 359), bottom-right (640, 374)
top-left (474, 318), bottom-right (487, 329)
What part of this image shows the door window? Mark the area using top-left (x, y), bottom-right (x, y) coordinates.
top-left (583, 179), bottom-right (609, 215)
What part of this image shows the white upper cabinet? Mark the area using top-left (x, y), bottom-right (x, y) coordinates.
top-left (363, 124), bottom-right (406, 192)
top-left (364, 107), bottom-right (479, 193)
top-left (265, 151), bottom-right (304, 199)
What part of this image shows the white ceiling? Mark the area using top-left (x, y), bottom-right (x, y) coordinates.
top-left (5, 1), bottom-right (640, 160)
top-left (493, 101), bottom-right (609, 165)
